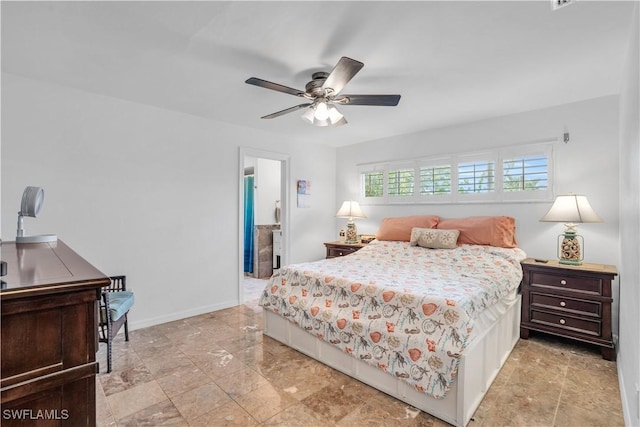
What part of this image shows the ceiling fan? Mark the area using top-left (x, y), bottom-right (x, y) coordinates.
top-left (245, 57), bottom-right (401, 127)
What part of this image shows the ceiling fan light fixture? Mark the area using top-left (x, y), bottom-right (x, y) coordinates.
top-left (327, 104), bottom-right (346, 126)
top-left (301, 102), bottom-right (346, 127)
top-left (301, 108), bottom-right (316, 125)
top-left (314, 101), bottom-right (329, 120)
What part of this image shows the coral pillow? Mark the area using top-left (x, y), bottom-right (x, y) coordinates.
top-left (437, 216), bottom-right (518, 248)
top-left (376, 215), bottom-right (439, 241)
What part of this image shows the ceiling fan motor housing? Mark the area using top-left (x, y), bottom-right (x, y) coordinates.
top-left (305, 72), bottom-right (330, 96)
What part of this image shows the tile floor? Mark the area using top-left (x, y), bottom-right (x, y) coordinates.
top-left (97, 286), bottom-right (625, 426)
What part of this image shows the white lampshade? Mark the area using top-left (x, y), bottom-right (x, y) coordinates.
top-left (336, 201), bottom-right (366, 219)
top-left (540, 194), bottom-right (603, 223)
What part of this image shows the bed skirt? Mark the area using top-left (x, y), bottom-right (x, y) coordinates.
top-left (262, 294), bottom-right (521, 427)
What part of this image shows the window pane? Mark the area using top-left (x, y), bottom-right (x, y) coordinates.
top-left (388, 169), bottom-right (414, 196)
top-left (363, 171), bottom-right (384, 197)
top-left (503, 155), bottom-right (548, 192)
top-left (458, 161), bottom-right (495, 194)
top-left (419, 165), bottom-right (451, 195)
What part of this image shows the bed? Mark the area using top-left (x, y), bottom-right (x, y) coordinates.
top-left (259, 216), bottom-right (525, 426)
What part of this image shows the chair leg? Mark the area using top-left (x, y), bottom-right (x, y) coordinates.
top-left (124, 314), bottom-right (129, 342)
top-left (106, 323), bottom-right (113, 374)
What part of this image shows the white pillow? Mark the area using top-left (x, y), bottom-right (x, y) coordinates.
top-left (410, 228), bottom-right (460, 249)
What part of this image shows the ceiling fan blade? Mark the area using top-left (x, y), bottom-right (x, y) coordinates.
top-left (261, 103), bottom-right (312, 119)
top-left (321, 57), bottom-right (364, 96)
top-left (246, 77), bottom-right (305, 97)
top-left (335, 94), bottom-right (401, 106)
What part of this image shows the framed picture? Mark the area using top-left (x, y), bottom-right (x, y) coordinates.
top-left (297, 180), bottom-right (311, 208)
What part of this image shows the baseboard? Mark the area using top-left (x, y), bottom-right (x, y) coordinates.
top-left (127, 299), bottom-right (239, 331)
top-left (618, 353), bottom-right (640, 427)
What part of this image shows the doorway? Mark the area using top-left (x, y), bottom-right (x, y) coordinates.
top-left (238, 148), bottom-right (289, 304)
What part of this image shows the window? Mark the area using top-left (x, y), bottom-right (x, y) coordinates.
top-left (419, 165), bottom-right (451, 196)
top-left (388, 168), bottom-right (414, 197)
top-left (358, 141), bottom-right (553, 204)
top-left (363, 171), bottom-right (384, 197)
top-left (503, 155), bottom-right (548, 192)
top-left (457, 161), bottom-right (495, 194)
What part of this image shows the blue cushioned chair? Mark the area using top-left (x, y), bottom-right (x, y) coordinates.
top-left (98, 275), bottom-right (134, 373)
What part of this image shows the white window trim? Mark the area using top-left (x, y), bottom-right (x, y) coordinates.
top-left (358, 141), bottom-right (555, 205)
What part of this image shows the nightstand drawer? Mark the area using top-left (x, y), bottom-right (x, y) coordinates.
top-left (327, 246), bottom-right (359, 258)
top-left (530, 293), bottom-right (601, 318)
top-left (530, 271), bottom-right (602, 295)
top-left (530, 310), bottom-right (601, 336)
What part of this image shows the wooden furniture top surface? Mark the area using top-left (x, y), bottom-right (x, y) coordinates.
top-left (521, 258), bottom-right (617, 276)
top-left (324, 241), bottom-right (368, 248)
top-left (1, 240), bottom-right (109, 299)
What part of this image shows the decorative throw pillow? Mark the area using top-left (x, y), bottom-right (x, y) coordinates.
top-left (410, 228), bottom-right (460, 249)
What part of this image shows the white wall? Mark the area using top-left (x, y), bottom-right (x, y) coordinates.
top-left (254, 158), bottom-right (281, 226)
top-left (1, 73), bottom-right (336, 329)
top-left (337, 95), bottom-right (621, 329)
top-left (618, 3), bottom-right (640, 426)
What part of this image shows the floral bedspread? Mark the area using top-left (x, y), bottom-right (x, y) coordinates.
top-left (259, 240), bottom-right (526, 398)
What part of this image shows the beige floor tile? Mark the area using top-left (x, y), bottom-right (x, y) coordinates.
top-left (189, 400), bottom-right (259, 426)
top-left (554, 400), bottom-right (625, 427)
top-left (156, 364), bottom-right (212, 398)
top-left (96, 305), bottom-right (625, 427)
top-left (142, 349), bottom-right (196, 378)
top-left (301, 382), bottom-right (366, 424)
top-left (234, 383), bottom-right (298, 423)
top-left (170, 382), bottom-right (231, 422)
top-left (95, 379), bottom-right (117, 427)
top-left (106, 380), bottom-right (168, 421)
top-left (99, 364), bottom-right (155, 396)
top-left (116, 399), bottom-right (187, 426)
top-left (215, 365), bottom-right (270, 398)
top-left (263, 402), bottom-right (336, 426)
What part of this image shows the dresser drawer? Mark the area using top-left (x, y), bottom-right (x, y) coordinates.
top-left (530, 309), bottom-right (601, 336)
top-left (327, 246), bottom-right (359, 258)
top-left (530, 292), bottom-right (601, 318)
top-left (529, 271), bottom-right (602, 295)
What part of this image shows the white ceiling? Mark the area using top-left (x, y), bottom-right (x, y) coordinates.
top-left (1, 1), bottom-right (635, 147)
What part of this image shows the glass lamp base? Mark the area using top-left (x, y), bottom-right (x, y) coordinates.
top-left (558, 232), bottom-right (583, 265)
top-left (345, 222), bottom-right (358, 244)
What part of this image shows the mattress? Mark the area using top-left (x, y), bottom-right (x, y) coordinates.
top-left (259, 240), bottom-right (526, 398)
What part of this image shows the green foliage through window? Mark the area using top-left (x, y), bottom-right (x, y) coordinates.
top-left (388, 169), bottom-right (414, 196)
top-left (363, 171), bottom-right (384, 197)
top-left (458, 161), bottom-right (495, 194)
top-left (503, 155), bottom-right (548, 192)
top-left (420, 165), bottom-right (451, 195)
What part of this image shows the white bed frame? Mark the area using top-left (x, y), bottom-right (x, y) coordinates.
top-left (263, 295), bottom-right (521, 427)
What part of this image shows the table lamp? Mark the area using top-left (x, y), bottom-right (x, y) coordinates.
top-left (336, 201), bottom-right (366, 244)
top-left (540, 194), bottom-right (602, 265)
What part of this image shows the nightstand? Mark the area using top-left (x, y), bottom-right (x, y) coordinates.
top-left (324, 241), bottom-right (366, 259)
top-left (520, 258), bottom-right (618, 360)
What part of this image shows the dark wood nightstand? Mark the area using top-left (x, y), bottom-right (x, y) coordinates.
top-left (324, 241), bottom-right (367, 259)
top-left (520, 258), bottom-right (618, 360)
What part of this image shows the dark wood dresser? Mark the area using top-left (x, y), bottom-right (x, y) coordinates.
top-left (324, 241), bottom-right (367, 259)
top-left (520, 258), bottom-right (617, 360)
top-left (1, 241), bottom-right (109, 426)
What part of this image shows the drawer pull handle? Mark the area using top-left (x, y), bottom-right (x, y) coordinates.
top-left (559, 319), bottom-right (566, 325)
top-left (338, 252), bottom-right (343, 256)
top-left (560, 279), bottom-right (567, 285)
top-left (560, 301), bottom-right (566, 307)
